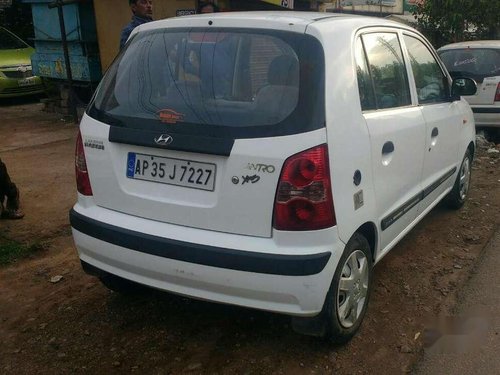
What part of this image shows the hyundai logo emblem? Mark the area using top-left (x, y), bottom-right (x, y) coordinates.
top-left (154, 134), bottom-right (173, 146)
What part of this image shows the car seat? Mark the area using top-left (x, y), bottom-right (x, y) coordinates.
top-left (253, 54), bottom-right (299, 123)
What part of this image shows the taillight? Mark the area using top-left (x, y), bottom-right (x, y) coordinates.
top-left (75, 131), bottom-right (93, 196)
top-left (495, 83), bottom-right (500, 102)
top-left (273, 144), bottom-right (336, 231)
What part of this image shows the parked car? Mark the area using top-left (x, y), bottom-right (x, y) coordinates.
top-left (0, 27), bottom-right (44, 98)
top-left (70, 12), bottom-right (477, 343)
top-left (438, 40), bottom-right (500, 129)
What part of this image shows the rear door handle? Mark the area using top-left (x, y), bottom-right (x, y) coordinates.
top-left (382, 141), bottom-right (394, 155)
top-left (381, 141), bottom-right (394, 166)
top-left (429, 127), bottom-right (439, 150)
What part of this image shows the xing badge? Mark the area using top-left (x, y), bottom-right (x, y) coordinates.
top-left (232, 175), bottom-right (260, 185)
top-left (242, 175), bottom-right (260, 185)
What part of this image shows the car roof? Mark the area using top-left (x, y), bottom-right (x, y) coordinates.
top-left (137, 11), bottom-right (410, 34)
top-left (438, 40), bottom-right (500, 51)
top-left (170, 11), bottom-right (354, 23)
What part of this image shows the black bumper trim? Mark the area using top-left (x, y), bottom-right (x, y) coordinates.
top-left (69, 209), bottom-right (331, 276)
top-left (381, 166), bottom-right (457, 231)
top-left (472, 107), bottom-right (500, 114)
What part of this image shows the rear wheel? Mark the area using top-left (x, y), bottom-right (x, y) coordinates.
top-left (324, 233), bottom-right (373, 344)
top-left (446, 149), bottom-right (472, 209)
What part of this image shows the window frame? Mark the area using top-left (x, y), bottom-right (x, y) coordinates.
top-left (355, 35), bottom-right (377, 111)
top-left (354, 28), bottom-right (413, 112)
top-left (400, 32), bottom-right (452, 106)
top-left (354, 27), bottom-right (456, 112)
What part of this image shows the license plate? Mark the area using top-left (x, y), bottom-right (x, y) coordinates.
top-left (126, 152), bottom-right (216, 191)
top-left (18, 77), bottom-right (36, 87)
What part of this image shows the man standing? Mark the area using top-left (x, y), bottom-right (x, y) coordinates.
top-left (120, 0), bottom-right (153, 50)
top-left (0, 158), bottom-right (24, 220)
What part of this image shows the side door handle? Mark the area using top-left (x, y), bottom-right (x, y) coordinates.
top-left (382, 141), bottom-right (395, 155)
top-left (381, 141), bottom-right (395, 166)
top-left (430, 127), bottom-right (439, 150)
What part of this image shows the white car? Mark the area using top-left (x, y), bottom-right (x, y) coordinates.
top-left (71, 12), bottom-right (476, 343)
top-left (438, 40), bottom-right (500, 129)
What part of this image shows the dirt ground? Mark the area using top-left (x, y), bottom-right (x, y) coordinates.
top-left (1, 99), bottom-right (499, 375)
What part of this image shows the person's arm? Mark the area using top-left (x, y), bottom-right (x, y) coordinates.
top-left (119, 28), bottom-right (128, 51)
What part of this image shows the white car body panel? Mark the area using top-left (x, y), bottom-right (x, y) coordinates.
top-left (82, 114), bottom-right (327, 238)
top-left (72, 196), bottom-right (343, 315)
top-left (305, 21), bottom-right (377, 249)
top-left (464, 76), bottom-right (500, 106)
top-left (419, 102), bottom-right (461, 200)
top-left (363, 107), bottom-right (426, 252)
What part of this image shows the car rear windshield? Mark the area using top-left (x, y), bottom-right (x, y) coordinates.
top-left (88, 28), bottom-right (325, 139)
top-left (439, 48), bottom-right (500, 80)
top-left (0, 28), bottom-right (29, 50)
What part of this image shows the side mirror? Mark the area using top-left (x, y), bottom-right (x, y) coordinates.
top-left (451, 77), bottom-right (477, 98)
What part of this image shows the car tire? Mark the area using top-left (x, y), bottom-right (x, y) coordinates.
top-left (446, 149), bottom-right (472, 210)
top-left (323, 233), bottom-right (373, 344)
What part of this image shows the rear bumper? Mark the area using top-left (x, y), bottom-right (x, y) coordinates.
top-left (70, 209), bottom-right (331, 276)
top-left (70, 203), bottom-right (343, 316)
top-left (471, 107), bottom-right (500, 128)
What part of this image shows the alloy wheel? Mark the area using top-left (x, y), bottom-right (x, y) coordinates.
top-left (337, 249), bottom-right (369, 328)
top-left (459, 156), bottom-right (471, 201)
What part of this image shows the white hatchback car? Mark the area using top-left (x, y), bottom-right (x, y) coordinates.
top-left (71, 12), bottom-right (477, 343)
top-left (438, 40), bottom-right (500, 128)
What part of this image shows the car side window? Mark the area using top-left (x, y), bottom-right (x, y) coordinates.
top-left (403, 35), bottom-right (449, 104)
top-left (361, 33), bottom-right (411, 109)
top-left (355, 37), bottom-right (377, 111)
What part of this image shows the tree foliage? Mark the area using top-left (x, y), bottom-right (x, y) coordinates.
top-left (413, 0), bottom-right (500, 47)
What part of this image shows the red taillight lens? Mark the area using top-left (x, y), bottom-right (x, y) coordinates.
top-left (495, 83), bottom-right (500, 102)
top-left (273, 144), bottom-right (336, 231)
top-left (75, 131), bottom-right (93, 196)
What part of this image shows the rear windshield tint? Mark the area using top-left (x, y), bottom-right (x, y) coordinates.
top-left (88, 28), bottom-right (325, 138)
top-left (439, 48), bottom-right (500, 79)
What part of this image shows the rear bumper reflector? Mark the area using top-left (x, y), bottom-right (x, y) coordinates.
top-left (69, 209), bottom-right (331, 276)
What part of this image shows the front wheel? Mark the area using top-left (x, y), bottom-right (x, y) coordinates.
top-left (324, 233), bottom-right (373, 344)
top-left (446, 149), bottom-right (472, 209)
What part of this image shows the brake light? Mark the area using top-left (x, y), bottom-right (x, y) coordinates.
top-left (495, 83), bottom-right (500, 102)
top-left (273, 144), bottom-right (336, 231)
top-left (75, 131), bottom-right (93, 196)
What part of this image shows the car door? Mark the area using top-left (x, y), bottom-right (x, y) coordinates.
top-left (401, 34), bottom-right (462, 212)
top-left (356, 31), bottom-right (426, 256)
